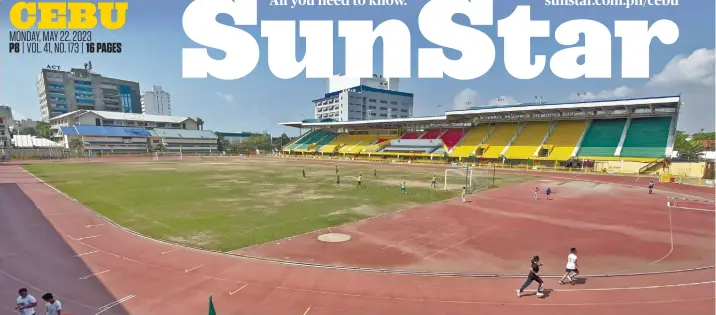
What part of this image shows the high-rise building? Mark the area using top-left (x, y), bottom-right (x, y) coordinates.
top-left (141, 86), bottom-right (172, 116)
top-left (37, 66), bottom-right (141, 121)
top-left (313, 75), bottom-right (413, 121)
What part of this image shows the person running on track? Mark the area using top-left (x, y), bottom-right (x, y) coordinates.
top-left (559, 248), bottom-right (579, 285)
top-left (517, 256), bottom-right (545, 297)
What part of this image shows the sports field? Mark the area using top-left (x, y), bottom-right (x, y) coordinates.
top-left (23, 158), bottom-right (532, 251)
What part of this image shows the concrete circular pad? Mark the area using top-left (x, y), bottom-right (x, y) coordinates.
top-left (317, 233), bottom-right (351, 243)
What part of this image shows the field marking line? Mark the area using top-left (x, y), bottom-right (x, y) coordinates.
top-left (523, 280), bottom-right (715, 293)
top-left (161, 248), bottom-right (179, 255)
top-left (382, 224), bottom-right (457, 250)
top-left (184, 264), bottom-right (204, 273)
top-left (95, 295), bottom-right (135, 315)
top-left (79, 270), bottom-right (110, 280)
top-left (229, 284), bottom-right (248, 295)
top-left (85, 224), bottom-right (104, 228)
top-left (75, 235), bottom-right (100, 241)
top-left (671, 206), bottom-right (716, 212)
top-left (47, 213), bottom-right (68, 216)
top-left (302, 306), bottom-right (311, 315)
top-left (422, 217), bottom-right (514, 260)
top-left (74, 250), bottom-right (100, 257)
top-left (649, 201), bottom-right (674, 266)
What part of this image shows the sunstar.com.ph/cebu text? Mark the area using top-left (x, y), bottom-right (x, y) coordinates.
top-left (545, 0), bottom-right (679, 8)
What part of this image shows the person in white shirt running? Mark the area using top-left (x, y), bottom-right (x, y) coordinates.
top-left (42, 293), bottom-right (62, 315)
top-left (559, 247), bottom-right (579, 285)
top-left (15, 288), bottom-right (37, 315)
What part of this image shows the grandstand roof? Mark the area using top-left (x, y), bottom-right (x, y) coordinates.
top-left (59, 125), bottom-right (152, 137)
top-left (280, 95), bottom-right (680, 129)
top-left (148, 128), bottom-right (217, 139)
top-left (51, 110), bottom-right (196, 124)
top-left (11, 135), bottom-right (63, 148)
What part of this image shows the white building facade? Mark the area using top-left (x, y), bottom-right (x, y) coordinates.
top-left (314, 75), bottom-right (413, 121)
top-left (141, 86), bottom-right (172, 116)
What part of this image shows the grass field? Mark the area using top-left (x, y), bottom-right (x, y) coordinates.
top-left (23, 159), bottom-right (532, 251)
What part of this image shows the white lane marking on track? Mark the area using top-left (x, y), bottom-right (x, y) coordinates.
top-left (185, 264), bottom-right (204, 272)
top-left (523, 280), bottom-right (716, 293)
top-left (79, 270), bottom-right (110, 280)
top-left (95, 295), bottom-right (135, 315)
top-left (161, 248), bottom-right (179, 255)
top-left (302, 306), bottom-right (311, 315)
top-left (75, 235), bottom-right (100, 241)
top-left (86, 224), bottom-right (104, 228)
top-left (649, 202), bottom-right (674, 265)
top-left (229, 284), bottom-right (248, 295)
top-left (74, 250), bottom-right (100, 257)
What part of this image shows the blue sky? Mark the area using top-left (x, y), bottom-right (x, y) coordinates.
top-left (1, 0), bottom-right (713, 136)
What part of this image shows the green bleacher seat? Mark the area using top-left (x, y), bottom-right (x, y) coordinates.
top-left (577, 119), bottom-right (626, 157)
top-left (620, 117), bottom-right (671, 158)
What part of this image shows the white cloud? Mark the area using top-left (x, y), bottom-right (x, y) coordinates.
top-left (216, 92), bottom-right (235, 103)
top-left (566, 48), bottom-right (715, 132)
top-left (647, 48), bottom-right (715, 88)
top-left (487, 96), bottom-right (519, 106)
top-left (569, 85), bottom-right (633, 101)
top-left (453, 88), bottom-right (479, 109)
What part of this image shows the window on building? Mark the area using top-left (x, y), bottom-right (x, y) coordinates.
top-left (370, 113), bottom-right (377, 116)
top-left (400, 109), bottom-right (408, 112)
top-left (379, 100), bottom-right (387, 104)
top-left (368, 99), bottom-right (376, 102)
top-left (368, 106), bottom-right (376, 109)
top-left (390, 101), bottom-right (398, 105)
top-left (379, 107), bottom-right (387, 110)
top-left (391, 108), bottom-right (397, 111)
top-left (379, 114), bottom-right (387, 117)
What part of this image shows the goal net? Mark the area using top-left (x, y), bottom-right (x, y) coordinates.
top-left (444, 167), bottom-right (489, 193)
top-left (153, 151), bottom-right (183, 161)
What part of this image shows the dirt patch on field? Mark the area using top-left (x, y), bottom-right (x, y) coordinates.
top-left (165, 231), bottom-right (218, 248)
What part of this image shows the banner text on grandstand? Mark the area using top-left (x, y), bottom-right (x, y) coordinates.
top-left (181, 0), bottom-right (680, 80)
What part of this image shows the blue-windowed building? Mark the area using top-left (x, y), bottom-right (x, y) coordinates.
top-left (38, 67), bottom-right (141, 121)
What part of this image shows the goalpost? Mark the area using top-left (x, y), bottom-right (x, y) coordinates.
top-left (444, 167), bottom-right (488, 193)
top-left (153, 151), bottom-right (183, 161)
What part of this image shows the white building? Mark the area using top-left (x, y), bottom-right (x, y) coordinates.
top-left (141, 86), bottom-right (172, 116)
top-left (49, 109), bottom-right (202, 139)
top-left (314, 75), bottom-right (413, 121)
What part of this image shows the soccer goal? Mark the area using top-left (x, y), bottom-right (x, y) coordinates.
top-left (444, 167), bottom-right (489, 192)
top-left (153, 151), bottom-right (183, 161)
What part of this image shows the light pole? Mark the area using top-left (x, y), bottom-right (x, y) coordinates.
top-left (435, 104), bottom-right (442, 116)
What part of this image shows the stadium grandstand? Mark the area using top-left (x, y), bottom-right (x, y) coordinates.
top-left (280, 95), bottom-right (680, 173)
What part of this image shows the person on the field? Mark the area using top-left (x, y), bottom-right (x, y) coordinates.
top-left (336, 174), bottom-right (340, 186)
top-left (648, 181), bottom-right (655, 194)
top-left (431, 175), bottom-right (437, 188)
top-left (401, 181), bottom-right (407, 194)
top-left (517, 256), bottom-right (545, 297)
top-left (15, 288), bottom-right (37, 315)
top-left (302, 168), bottom-right (305, 179)
top-left (42, 293), bottom-right (62, 315)
top-left (461, 187), bottom-right (466, 202)
top-left (559, 248), bottom-right (579, 285)
top-left (356, 174), bottom-right (362, 187)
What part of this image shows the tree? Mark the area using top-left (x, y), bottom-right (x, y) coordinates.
top-left (674, 130), bottom-right (690, 152)
top-left (247, 134), bottom-right (270, 145)
top-left (68, 138), bottom-right (84, 153)
top-left (691, 129), bottom-right (715, 141)
top-left (217, 134), bottom-right (230, 152)
top-left (35, 121), bottom-right (52, 139)
top-left (678, 139), bottom-right (705, 160)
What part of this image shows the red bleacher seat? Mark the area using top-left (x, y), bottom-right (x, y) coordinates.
top-left (374, 139), bottom-right (390, 144)
top-left (401, 132), bottom-right (421, 139)
top-left (441, 129), bottom-right (465, 149)
top-left (420, 130), bottom-right (441, 140)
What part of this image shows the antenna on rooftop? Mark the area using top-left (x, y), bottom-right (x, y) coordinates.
top-left (576, 92), bottom-right (586, 102)
top-left (534, 96), bottom-right (544, 104)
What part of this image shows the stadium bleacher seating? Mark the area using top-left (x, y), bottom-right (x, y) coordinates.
top-left (419, 130), bottom-right (442, 139)
top-left (450, 125), bottom-right (490, 157)
top-left (285, 130), bottom-right (322, 150)
top-left (311, 132), bottom-right (338, 151)
top-left (543, 121), bottom-right (587, 160)
top-left (620, 117), bottom-right (671, 158)
top-left (504, 122), bottom-right (550, 159)
top-left (577, 119), bottom-right (626, 157)
top-left (401, 132), bottom-right (422, 139)
top-left (481, 123), bottom-right (519, 158)
top-left (337, 134), bottom-right (381, 153)
top-left (381, 139), bottom-right (442, 154)
top-left (440, 129), bottom-right (465, 150)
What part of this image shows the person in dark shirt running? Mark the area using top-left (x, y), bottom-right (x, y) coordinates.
top-left (302, 168), bottom-right (305, 179)
top-left (374, 169), bottom-right (377, 178)
top-left (648, 181), bottom-right (655, 194)
top-left (517, 256), bottom-right (545, 297)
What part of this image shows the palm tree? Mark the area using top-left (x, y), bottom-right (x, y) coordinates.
top-left (679, 140), bottom-right (705, 160)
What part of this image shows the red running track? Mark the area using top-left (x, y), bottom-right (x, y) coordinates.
top-left (0, 163), bottom-right (714, 315)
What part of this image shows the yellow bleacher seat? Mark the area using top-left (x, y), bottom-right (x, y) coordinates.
top-left (544, 121), bottom-right (587, 160)
top-left (504, 122), bottom-right (551, 159)
top-left (450, 125), bottom-right (491, 158)
top-left (481, 123), bottom-right (519, 158)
